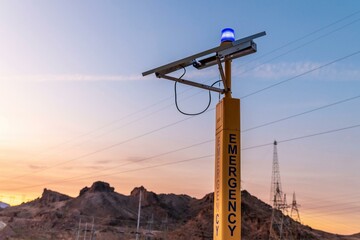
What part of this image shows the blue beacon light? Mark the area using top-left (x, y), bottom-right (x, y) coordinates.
top-left (221, 28), bottom-right (235, 42)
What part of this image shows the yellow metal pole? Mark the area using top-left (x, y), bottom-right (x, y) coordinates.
top-left (214, 40), bottom-right (241, 240)
top-left (225, 56), bottom-right (232, 99)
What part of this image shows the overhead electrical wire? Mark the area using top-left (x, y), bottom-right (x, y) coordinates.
top-left (242, 93), bottom-right (360, 132)
top-left (7, 121), bottom-right (360, 192)
top-left (4, 110), bottom-right (218, 181)
top-left (6, 91), bottom-right (360, 184)
top-left (21, 87), bottom-right (211, 166)
top-left (8, 113), bottom-right (206, 180)
top-left (240, 49), bottom-right (360, 99)
top-left (300, 192), bottom-right (360, 205)
top-left (302, 200), bottom-right (360, 212)
top-left (242, 180), bottom-right (360, 208)
top-left (62, 90), bottom-right (214, 162)
top-left (303, 204), bottom-right (360, 218)
top-left (239, 16), bottom-right (360, 76)
top-left (10, 66), bottom-right (357, 180)
top-left (11, 90), bottom-right (357, 184)
top-left (239, 9), bottom-right (360, 68)
top-left (31, 139), bottom-right (214, 184)
top-left (6, 76), bottom-right (214, 168)
top-left (242, 123), bottom-right (360, 151)
top-left (6, 154), bottom-right (214, 191)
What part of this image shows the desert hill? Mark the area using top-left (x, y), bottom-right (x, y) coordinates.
top-left (0, 181), bottom-right (358, 240)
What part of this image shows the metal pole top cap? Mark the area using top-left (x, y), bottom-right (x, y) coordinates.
top-left (221, 28), bottom-right (235, 42)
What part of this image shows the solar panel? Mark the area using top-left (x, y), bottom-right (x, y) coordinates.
top-left (142, 31), bottom-right (266, 93)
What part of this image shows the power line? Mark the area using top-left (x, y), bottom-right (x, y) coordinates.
top-left (303, 204), bottom-right (360, 218)
top-left (75, 139), bottom-right (213, 176)
top-left (240, 49), bottom-right (360, 99)
top-left (300, 192), bottom-right (360, 205)
top-left (239, 16), bottom-right (360, 76)
top-left (302, 200), bottom-right (360, 212)
top-left (25, 93), bottom-right (176, 158)
top-left (7, 92), bottom-right (360, 188)
top-left (239, 9), bottom-right (360, 68)
top-left (11, 89), bottom-right (351, 183)
top-left (242, 93), bottom-right (360, 132)
top-left (6, 154), bottom-right (214, 191)
top-left (2, 78), bottom-right (209, 170)
top-left (7, 121), bottom-right (360, 192)
top-left (242, 123), bottom-right (360, 150)
top-left (1, 79), bottom-right (217, 181)
top-left (7, 88), bottom-right (360, 190)
top-left (14, 139), bottom-right (214, 186)
top-left (243, 179), bottom-right (360, 208)
top-left (11, 50), bottom-right (359, 181)
top-left (9, 113), bottom-right (206, 180)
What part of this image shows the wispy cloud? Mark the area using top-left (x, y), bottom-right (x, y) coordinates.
top-left (95, 159), bottom-right (113, 165)
top-left (237, 61), bottom-right (360, 81)
top-left (28, 164), bottom-right (46, 170)
top-left (7, 61), bottom-right (354, 83)
top-left (154, 61), bottom-right (360, 83)
top-left (0, 74), bottom-right (145, 82)
top-left (244, 61), bottom-right (321, 79)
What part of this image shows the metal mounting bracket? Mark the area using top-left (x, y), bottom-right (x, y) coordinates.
top-left (156, 73), bottom-right (224, 94)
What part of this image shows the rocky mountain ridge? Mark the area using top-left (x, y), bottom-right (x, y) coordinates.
top-left (0, 181), bottom-right (358, 240)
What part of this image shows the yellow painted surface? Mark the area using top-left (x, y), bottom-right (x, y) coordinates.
top-left (214, 97), bottom-right (241, 239)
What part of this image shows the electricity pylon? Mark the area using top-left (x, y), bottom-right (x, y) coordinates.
top-left (290, 192), bottom-right (301, 223)
top-left (269, 141), bottom-right (287, 240)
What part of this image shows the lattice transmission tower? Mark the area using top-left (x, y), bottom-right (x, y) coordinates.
top-left (269, 140), bottom-right (288, 240)
top-left (290, 192), bottom-right (301, 223)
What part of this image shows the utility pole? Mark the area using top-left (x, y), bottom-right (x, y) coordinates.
top-left (146, 213), bottom-right (154, 240)
top-left (76, 218), bottom-right (81, 240)
top-left (90, 217), bottom-right (95, 240)
top-left (142, 28), bottom-right (266, 240)
top-left (135, 190), bottom-right (142, 240)
top-left (83, 222), bottom-right (87, 240)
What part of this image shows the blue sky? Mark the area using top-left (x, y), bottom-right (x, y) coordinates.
top-left (0, 0), bottom-right (360, 234)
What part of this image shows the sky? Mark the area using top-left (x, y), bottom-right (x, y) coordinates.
top-left (0, 0), bottom-right (360, 235)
